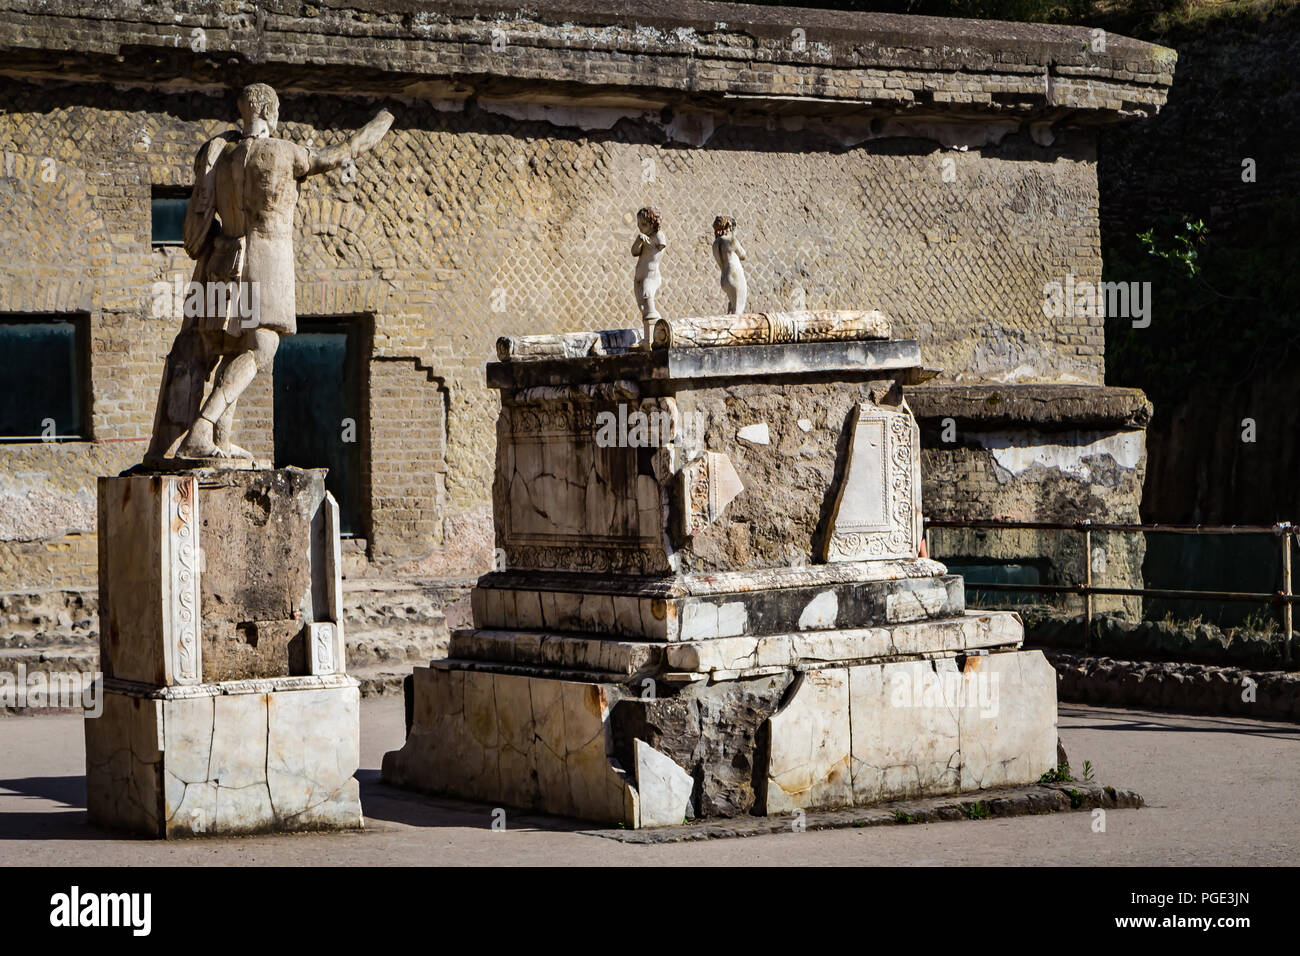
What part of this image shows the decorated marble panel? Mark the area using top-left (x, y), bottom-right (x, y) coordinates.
top-left (495, 386), bottom-right (674, 575)
top-left (822, 399), bottom-right (923, 562)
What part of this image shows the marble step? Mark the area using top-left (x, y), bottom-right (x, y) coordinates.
top-left (472, 564), bottom-right (965, 643)
top-left (445, 609), bottom-right (1023, 683)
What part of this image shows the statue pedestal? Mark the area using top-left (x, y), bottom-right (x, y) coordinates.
top-left (383, 313), bottom-right (1057, 827)
top-left (85, 467), bottom-right (362, 837)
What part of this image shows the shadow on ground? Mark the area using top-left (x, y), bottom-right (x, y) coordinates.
top-left (0, 775), bottom-right (102, 841)
top-left (1060, 704), bottom-right (1300, 741)
top-left (0, 769), bottom-right (591, 841)
top-left (356, 770), bottom-right (594, 834)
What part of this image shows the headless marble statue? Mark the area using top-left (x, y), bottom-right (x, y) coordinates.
top-left (145, 83), bottom-right (392, 465)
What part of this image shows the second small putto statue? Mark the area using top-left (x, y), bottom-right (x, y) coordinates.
top-left (712, 215), bottom-right (747, 315)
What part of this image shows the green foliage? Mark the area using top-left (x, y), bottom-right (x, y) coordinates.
top-left (1240, 608), bottom-right (1280, 634)
top-left (961, 800), bottom-right (992, 819)
top-left (1082, 759), bottom-right (1095, 782)
top-left (1137, 218), bottom-right (1206, 277)
top-left (1104, 196), bottom-right (1300, 412)
top-left (1039, 762), bottom-right (1075, 783)
top-left (1066, 788), bottom-right (1086, 809)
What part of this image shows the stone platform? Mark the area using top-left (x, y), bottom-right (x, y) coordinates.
top-left (85, 467), bottom-right (362, 837)
top-left (383, 313), bottom-right (1058, 827)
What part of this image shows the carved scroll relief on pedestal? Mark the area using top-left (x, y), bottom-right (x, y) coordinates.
top-left (821, 400), bottom-right (923, 562)
top-left (307, 491), bottom-right (346, 676)
top-left (163, 475), bottom-right (202, 684)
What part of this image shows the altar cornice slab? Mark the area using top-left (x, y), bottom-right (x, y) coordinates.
top-left (488, 339), bottom-right (931, 390)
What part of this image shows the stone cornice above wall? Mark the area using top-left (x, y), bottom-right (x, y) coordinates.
top-left (0, 0), bottom-right (1176, 129)
top-left (907, 384), bottom-right (1153, 431)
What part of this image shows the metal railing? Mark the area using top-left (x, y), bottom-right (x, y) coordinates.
top-left (923, 518), bottom-right (1296, 664)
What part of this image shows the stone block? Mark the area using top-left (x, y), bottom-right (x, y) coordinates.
top-left (632, 740), bottom-right (694, 827)
top-left (84, 692), bottom-right (164, 835)
top-left (97, 474), bottom-right (201, 686)
top-left (96, 468), bottom-right (343, 686)
top-left (848, 660), bottom-right (962, 803)
top-left (764, 669), bottom-right (853, 813)
top-left (957, 650), bottom-right (1058, 790)
top-left (470, 566), bottom-right (965, 643)
top-left (759, 650), bottom-right (1057, 813)
top-left (382, 667), bottom-right (639, 826)
top-left (86, 678), bottom-right (362, 837)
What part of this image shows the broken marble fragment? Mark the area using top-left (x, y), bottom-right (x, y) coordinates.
top-left (635, 739), bottom-right (694, 827)
top-left (679, 451), bottom-right (744, 537)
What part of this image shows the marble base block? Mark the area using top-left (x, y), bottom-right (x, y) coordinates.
top-left (86, 466), bottom-right (358, 837)
top-left (382, 668), bottom-right (642, 826)
top-left (382, 644), bottom-right (1056, 827)
top-left (763, 649), bottom-right (1057, 812)
top-left (86, 677), bottom-right (362, 837)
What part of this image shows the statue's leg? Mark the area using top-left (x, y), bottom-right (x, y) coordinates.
top-left (213, 397), bottom-right (239, 456)
top-left (179, 329), bottom-right (279, 459)
top-left (643, 274), bottom-right (662, 321)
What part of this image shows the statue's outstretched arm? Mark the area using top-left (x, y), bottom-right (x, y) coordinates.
top-left (305, 108), bottom-right (394, 177)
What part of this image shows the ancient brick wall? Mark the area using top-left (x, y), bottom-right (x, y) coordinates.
top-left (0, 78), bottom-right (1116, 584)
top-left (0, 0), bottom-right (1176, 589)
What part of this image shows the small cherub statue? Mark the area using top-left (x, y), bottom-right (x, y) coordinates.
top-left (631, 206), bottom-right (667, 338)
top-left (712, 215), bottom-right (747, 315)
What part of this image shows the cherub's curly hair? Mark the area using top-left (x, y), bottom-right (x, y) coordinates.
top-left (637, 206), bottom-right (662, 231)
top-left (713, 215), bottom-right (736, 234)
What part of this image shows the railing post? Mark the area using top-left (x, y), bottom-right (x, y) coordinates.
top-left (1083, 521), bottom-right (1093, 652)
top-left (1283, 524), bottom-right (1293, 667)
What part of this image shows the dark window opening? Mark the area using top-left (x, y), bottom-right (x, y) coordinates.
top-left (0, 314), bottom-right (89, 441)
top-left (151, 186), bottom-right (190, 246)
top-left (273, 318), bottom-right (367, 538)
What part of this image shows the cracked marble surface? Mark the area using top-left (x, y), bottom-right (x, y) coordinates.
top-left (383, 667), bottom-right (639, 827)
top-left (764, 650), bottom-right (1057, 812)
top-left (87, 684), bottom-right (362, 837)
